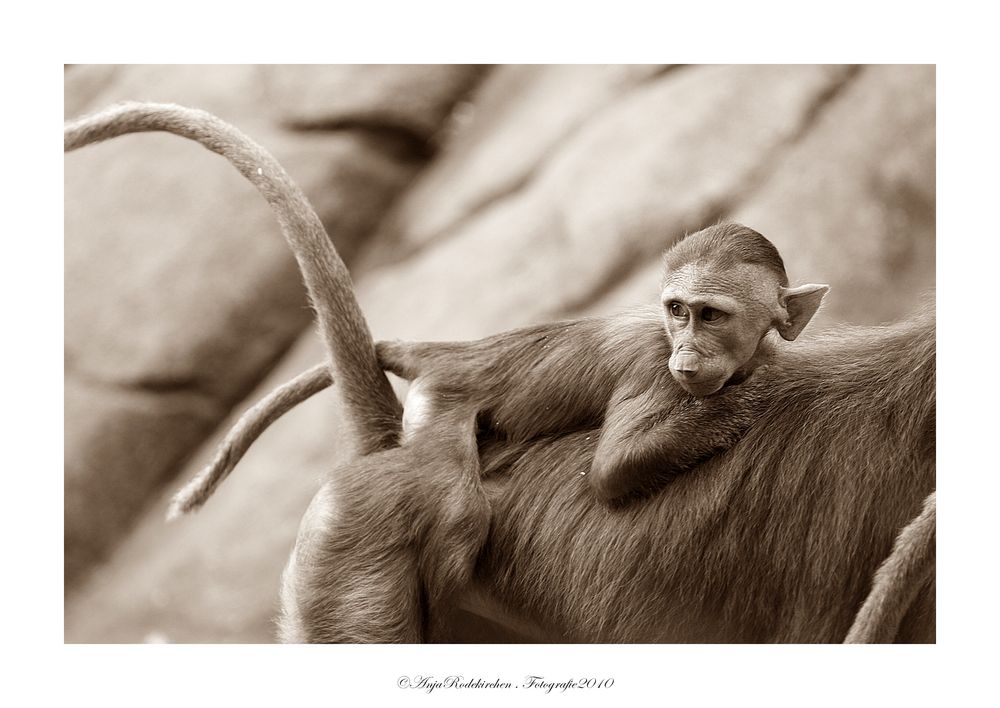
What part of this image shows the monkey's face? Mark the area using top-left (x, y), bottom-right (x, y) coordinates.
top-left (660, 263), bottom-right (783, 396)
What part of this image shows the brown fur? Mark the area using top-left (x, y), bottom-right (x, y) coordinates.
top-left (280, 274), bottom-right (797, 640)
top-left (279, 406), bottom-right (490, 642)
top-left (275, 289), bottom-right (787, 640)
top-left (376, 308), bottom-right (779, 501)
top-left (279, 307), bottom-right (934, 642)
top-left (273, 280), bottom-right (933, 644)
top-left (463, 309), bottom-right (935, 642)
top-left (663, 222), bottom-right (789, 286)
top-left (845, 492), bottom-right (936, 643)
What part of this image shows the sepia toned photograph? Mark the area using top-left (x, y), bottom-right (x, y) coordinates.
top-left (63, 63), bottom-right (935, 645)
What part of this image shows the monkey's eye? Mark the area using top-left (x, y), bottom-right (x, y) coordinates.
top-left (668, 302), bottom-right (688, 319)
top-left (701, 307), bottom-right (726, 323)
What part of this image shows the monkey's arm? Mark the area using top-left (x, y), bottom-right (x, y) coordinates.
top-left (375, 340), bottom-right (481, 380)
top-left (589, 375), bottom-right (770, 502)
top-left (167, 363), bottom-right (332, 517)
top-left (376, 319), bottom-right (589, 383)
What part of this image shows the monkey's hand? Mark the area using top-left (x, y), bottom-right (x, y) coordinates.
top-left (376, 340), bottom-right (420, 380)
top-left (589, 372), bottom-right (774, 502)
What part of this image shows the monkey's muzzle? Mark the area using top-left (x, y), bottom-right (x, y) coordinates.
top-left (670, 351), bottom-right (721, 395)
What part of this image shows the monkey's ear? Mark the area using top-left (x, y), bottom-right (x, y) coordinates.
top-left (776, 284), bottom-right (830, 341)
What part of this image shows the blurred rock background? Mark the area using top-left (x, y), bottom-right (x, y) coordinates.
top-left (63, 64), bottom-right (935, 643)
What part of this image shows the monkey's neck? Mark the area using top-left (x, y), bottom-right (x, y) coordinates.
top-left (726, 336), bottom-right (779, 388)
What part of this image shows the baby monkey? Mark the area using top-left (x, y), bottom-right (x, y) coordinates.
top-left (378, 223), bottom-right (827, 500)
top-left (173, 223), bottom-right (828, 512)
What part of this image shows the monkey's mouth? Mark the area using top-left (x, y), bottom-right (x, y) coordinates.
top-left (672, 374), bottom-right (727, 397)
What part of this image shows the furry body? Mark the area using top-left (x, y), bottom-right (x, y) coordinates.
top-left (465, 311), bottom-right (935, 642)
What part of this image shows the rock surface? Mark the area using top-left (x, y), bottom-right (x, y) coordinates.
top-left (64, 64), bottom-right (935, 642)
top-left (733, 64), bottom-right (935, 327)
top-left (592, 64), bottom-right (936, 327)
top-left (260, 64), bottom-right (488, 141)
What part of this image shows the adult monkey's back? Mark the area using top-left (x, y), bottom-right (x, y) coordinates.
top-left (463, 310), bottom-right (935, 643)
top-left (65, 102), bottom-right (402, 471)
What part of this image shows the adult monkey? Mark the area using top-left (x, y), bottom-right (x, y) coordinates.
top-left (272, 305), bottom-right (935, 642)
top-left (176, 348), bottom-right (937, 642)
top-left (65, 102), bottom-right (489, 642)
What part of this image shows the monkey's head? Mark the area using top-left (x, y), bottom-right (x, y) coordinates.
top-left (660, 224), bottom-right (829, 396)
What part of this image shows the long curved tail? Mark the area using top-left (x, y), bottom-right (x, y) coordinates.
top-left (845, 491), bottom-right (936, 643)
top-left (66, 102), bottom-right (403, 510)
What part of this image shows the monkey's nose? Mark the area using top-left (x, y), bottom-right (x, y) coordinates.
top-left (672, 352), bottom-right (701, 376)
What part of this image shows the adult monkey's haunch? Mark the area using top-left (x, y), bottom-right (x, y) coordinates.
top-left (65, 103), bottom-right (490, 642)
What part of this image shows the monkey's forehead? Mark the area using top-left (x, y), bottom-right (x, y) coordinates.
top-left (660, 262), bottom-right (782, 308)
